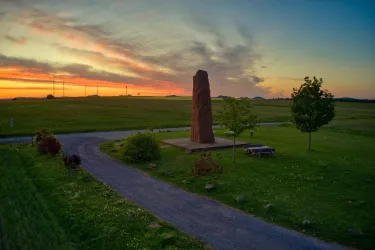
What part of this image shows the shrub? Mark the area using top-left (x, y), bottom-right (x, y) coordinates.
top-left (47, 94), bottom-right (55, 99)
top-left (33, 129), bottom-right (55, 146)
top-left (63, 154), bottom-right (82, 170)
top-left (192, 151), bottom-right (222, 178)
top-left (38, 137), bottom-right (61, 155)
top-left (123, 132), bottom-right (161, 163)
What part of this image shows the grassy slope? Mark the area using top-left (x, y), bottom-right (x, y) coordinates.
top-left (1, 97), bottom-right (374, 137)
top-left (101, 126), bottom-right (375, 250)
top-left (0, 144), bottom-right (205, 250)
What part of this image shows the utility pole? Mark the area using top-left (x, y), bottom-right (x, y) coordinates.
top-left (97, 85), bottom-right (99, 96)
top-left (53, 76), bottom-right (55, 96)
top-left (126, 85), bottom-right (127, 96)
top-left (63, 81), bottom-right (65, 97)
top-left (85, 85), bottom-right (86, 97)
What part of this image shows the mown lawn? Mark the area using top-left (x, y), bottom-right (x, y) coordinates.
top-left (1, 96), bottom-right (374, 137)
top-left (101, 125), bottom-right (375, 250)
top-left (0, 144), bottom-right (205, 250)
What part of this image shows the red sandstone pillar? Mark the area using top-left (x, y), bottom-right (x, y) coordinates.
top-left (190, 70), bottom-right (215, 143)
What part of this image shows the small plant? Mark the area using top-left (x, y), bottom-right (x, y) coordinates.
top-left (123, 132), bottom-right (161, 163)
top-left (33, 129), bottom-right (55, 146)
top-left (63, 154), bottom-right (82, 170)
top-left (38, 137), bottom-right (61, 155)
top-left (192, 151), bottom-right (222, 179)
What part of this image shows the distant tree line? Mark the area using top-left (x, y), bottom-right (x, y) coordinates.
top-left (334, 98), bottom-right (375, 103)
top-left (271, 97), bottom-right (374, 103)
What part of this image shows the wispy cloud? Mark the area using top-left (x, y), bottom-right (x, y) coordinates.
top-left (4, 35), bottom-right (27, 45)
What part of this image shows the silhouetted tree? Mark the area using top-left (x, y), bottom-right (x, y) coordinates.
top-left (47, 94), bottom-right (55, 99)
top-left (290, 76), bottom-right (335, 150)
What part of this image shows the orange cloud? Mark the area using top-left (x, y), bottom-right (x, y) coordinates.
top-left (19, 10), bottom-right (175, 75)
top-left (0, 64), bottom-right (189, 98)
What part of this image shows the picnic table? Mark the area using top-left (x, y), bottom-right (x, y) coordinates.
top-left (244, 145), bottom-right (275, 157)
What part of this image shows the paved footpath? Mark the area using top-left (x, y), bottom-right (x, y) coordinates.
top-left (1, 124), bottom-right (346, 250)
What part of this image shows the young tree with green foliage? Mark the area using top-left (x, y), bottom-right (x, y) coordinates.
top-left (291, 76), bottom-right (335, 150)
top-left (217, 97), bottom-right (257, 162)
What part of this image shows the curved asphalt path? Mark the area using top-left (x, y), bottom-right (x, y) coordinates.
top-left (1, 123), bottom-right (346, 250)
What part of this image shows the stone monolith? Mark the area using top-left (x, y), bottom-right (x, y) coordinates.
top-left (190, 70), bottom-right (215, 143)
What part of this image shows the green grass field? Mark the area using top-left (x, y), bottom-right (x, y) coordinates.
top-left (101, 125), bottom-right (375, 249)
top-left (0, 144), bottom-right (205, 250)
top-left (1, 97), bottom-right (374, 137)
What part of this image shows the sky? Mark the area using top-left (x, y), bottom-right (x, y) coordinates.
top-left (0, 0), bottom-right (374, 99)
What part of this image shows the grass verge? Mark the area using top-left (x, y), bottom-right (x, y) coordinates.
top-left (0, 144), bottom-right (205, 250)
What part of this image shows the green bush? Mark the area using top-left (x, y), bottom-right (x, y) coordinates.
top-left (123, 132), bottom-right (161, 163)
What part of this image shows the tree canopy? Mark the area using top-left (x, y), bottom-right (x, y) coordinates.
top-left (217, 97), bottom-right (257, 136)
top-left (290, 76), bottom-right (335, 149)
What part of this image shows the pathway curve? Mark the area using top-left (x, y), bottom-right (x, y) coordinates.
top-left (1, 123), bottom-right (346, 250)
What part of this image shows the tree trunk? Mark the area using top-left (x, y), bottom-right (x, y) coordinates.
top-left (233, 135), bottom-right (236, 163)
top-left (308, 131), bottom-right (312, 151)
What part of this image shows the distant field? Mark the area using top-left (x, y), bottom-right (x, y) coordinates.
top-left (0, 97), bottom-right (374, 137)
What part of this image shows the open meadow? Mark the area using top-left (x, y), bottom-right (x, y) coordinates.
top-left (1, 97), bottom-right (374, 137)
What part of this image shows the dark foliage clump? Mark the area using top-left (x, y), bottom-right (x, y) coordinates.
top-left (33, 129), bottom-right (54, 146)
top-left (123, 132), bottom-right (161, 163)
top-left (33, 129), bottom-right (61, 155)
top-left (38, 137), bottom-right (61, 155)
top-left (192, 151), bottom-right (222, 178)
top-left (63, 154), bottom-right (82, 170)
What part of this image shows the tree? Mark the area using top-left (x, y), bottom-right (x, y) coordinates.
top-left (290, 76), bottom-right (335, 150)
top-left (217, 97), bottom-right (257, 162)
top-left (46, 94), bottom-right (55, 99)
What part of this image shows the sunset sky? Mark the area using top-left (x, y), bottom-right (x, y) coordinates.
top-left (0, 0), bottom-right (374, 99)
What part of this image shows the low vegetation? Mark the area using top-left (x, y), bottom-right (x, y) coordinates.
top-left (101, 125), bottom-right (375, 249)
top-left (63, 154), bottom-right (82, 170)
top-left (192, 151), bottom-right (222, 180)
top-left (33, 129), bottom-right (62, 155)
top-left (0, 144), bottom-right (205, 250)
top-left (123, 132), bottom-right (161, 163)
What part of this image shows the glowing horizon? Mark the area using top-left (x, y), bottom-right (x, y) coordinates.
top-left (0, 0), bottom-right (374, 99)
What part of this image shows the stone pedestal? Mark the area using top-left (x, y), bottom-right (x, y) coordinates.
top-left (190, 70), bottom-right (215, 143)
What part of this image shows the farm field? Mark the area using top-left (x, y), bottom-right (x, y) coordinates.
top-left (101, 125), bottom-right (375, 249)
top-left (0, 144), bottom-right (205, 250)
top-left (1, 97), bottom-right (374, 137)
